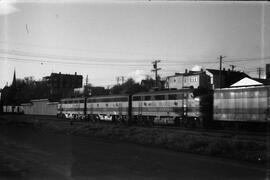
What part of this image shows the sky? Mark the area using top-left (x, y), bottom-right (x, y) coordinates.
top-left (0, 0), bottom-right (269, 88)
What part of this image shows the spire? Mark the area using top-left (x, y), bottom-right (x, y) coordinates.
top-left (12, 69), bottom-right (16, 88)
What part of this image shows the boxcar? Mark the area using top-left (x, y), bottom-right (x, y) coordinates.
top-left (86, 95), bottom-right (130, 122)
top-left (3, 105), bottom-right (23, 114)
top-left (213, 85), bottom-right (270, 123)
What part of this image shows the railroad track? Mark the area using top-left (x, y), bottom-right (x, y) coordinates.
top-left (2, 115), bottom-right (268, 142)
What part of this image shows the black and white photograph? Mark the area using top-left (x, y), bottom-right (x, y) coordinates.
top-left (0, 0), bottom-right (269, 179)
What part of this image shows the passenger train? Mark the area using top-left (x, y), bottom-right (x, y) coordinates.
top-left (57, 85), bottom-right (270, 129)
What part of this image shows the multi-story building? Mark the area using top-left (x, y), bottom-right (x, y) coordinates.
top-left (165, 73), bottom-right (184, 89)
top-left (44, 72), bottom-right (83, 99)
top-left (165, 70), bottom-right (211, 90)
top-left (44, 72), bottom-right (82, 89)
top-left (165, 68), bottom-right (251, 90)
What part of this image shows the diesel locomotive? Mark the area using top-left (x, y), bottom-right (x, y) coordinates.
top-left (57, 85), bottom-right (270, 129)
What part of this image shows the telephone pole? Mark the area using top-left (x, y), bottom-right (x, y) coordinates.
top-left (85, 75), bottom-right (88, 86)
top-left (257, 67), bottom-right (264, 79)
top-left (219, 55), bottom-right (226, 88)
top-left (116, 76), bottom-right (124, 85)
top-left (152, 60), bottom-right (161, 89)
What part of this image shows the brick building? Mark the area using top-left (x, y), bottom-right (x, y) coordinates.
top-left (44, 72), bottom-right (83, 99)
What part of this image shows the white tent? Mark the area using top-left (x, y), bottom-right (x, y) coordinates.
top-left (230, 77), bottom-right (263, 87)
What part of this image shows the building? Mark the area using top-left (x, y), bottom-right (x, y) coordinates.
top-left (44, 72), bottom-right (82, 89)
top-left (206, 69), bottom-right (249, 89)
top-left (165, 73), bottom-right (184, 90)
top-left (165, 70), bottom-right (211, 90)
top-left (44, 72), bottom-right (83, 99)
top-left (230, 77), bottom-right (263, 87)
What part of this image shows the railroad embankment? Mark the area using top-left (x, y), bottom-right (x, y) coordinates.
top-left (0, 115), bottom-right (268, 164)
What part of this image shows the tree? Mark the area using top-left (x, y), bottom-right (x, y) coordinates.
top-left (110, 78), bottom-right (144, 95)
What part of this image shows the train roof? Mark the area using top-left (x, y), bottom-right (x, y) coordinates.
top-left (214, 85), bottom-right (270, 92)
top-left (88, 94), bottom-right (129, 99)
top-left (60, 97), bottom-right (85, 101)
top-left (133, 89), bottom-right (193, 96)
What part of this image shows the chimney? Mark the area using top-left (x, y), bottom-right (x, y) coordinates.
top-left (223, 68), bottom-right (225, 71)
top-left (185, 69), bottom-right (188, 74)
top-left (75, 72), bottom-right (77, 76)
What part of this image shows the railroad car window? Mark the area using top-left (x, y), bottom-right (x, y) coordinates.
top-left (114, 98), bottom-right (120, 102)
top-left (154, 95), bottom-right (165, 100)
top-left (144, 96), bottom-right (151, 101)
top-left (133, 96), bottom-right (141, 101)
top-left (97, 104), bottom-right (99, 107)
top-left (168, 94), bottom-right (177, 100)
top-left (106, 104), bottom-right (108, 107)
top-left (177, 94), bottom-right (184, 99)
top-left (79, 100), bottom-right (84, 103)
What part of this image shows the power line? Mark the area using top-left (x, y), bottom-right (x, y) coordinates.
top-left (0, 56), bottom-right (150, 67)
top-left (1, 48), bottom-right (269, 67)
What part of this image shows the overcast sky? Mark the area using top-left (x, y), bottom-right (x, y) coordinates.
top-left (0, 1), bottom-right (269, 88)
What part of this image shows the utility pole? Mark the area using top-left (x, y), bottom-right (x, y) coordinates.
top-left (85, 75), bottom-right (88, 86)
top-left (116, 76), bottom-right (124, 85)
top-left (152, 60), bottom-right (161, 89)
top-left (116, 77), bottom-right (120, 85)
top-left (120, 76), bottom-right (124, 84)
top-left (257, 67), bottom-right (264, 79)
top-left (219, 55), bottom-right (226, 88)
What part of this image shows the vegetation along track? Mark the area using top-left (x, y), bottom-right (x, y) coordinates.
top-left (2, 115), bottom-right (267, 143)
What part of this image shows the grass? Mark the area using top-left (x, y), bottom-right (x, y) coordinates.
top-left (0, 115), bottom-right (267, 164)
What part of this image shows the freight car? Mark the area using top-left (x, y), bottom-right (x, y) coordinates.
top-left (213, 85), bottom-right (270, 130)
top-left (2, 105), bottom-right (23, 114)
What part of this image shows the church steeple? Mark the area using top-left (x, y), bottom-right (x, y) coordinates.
top-left (12, 69), bottom-right (16, 88)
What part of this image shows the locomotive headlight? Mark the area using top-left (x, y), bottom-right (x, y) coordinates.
top-left (194, 97), bottom-right (200, 102)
